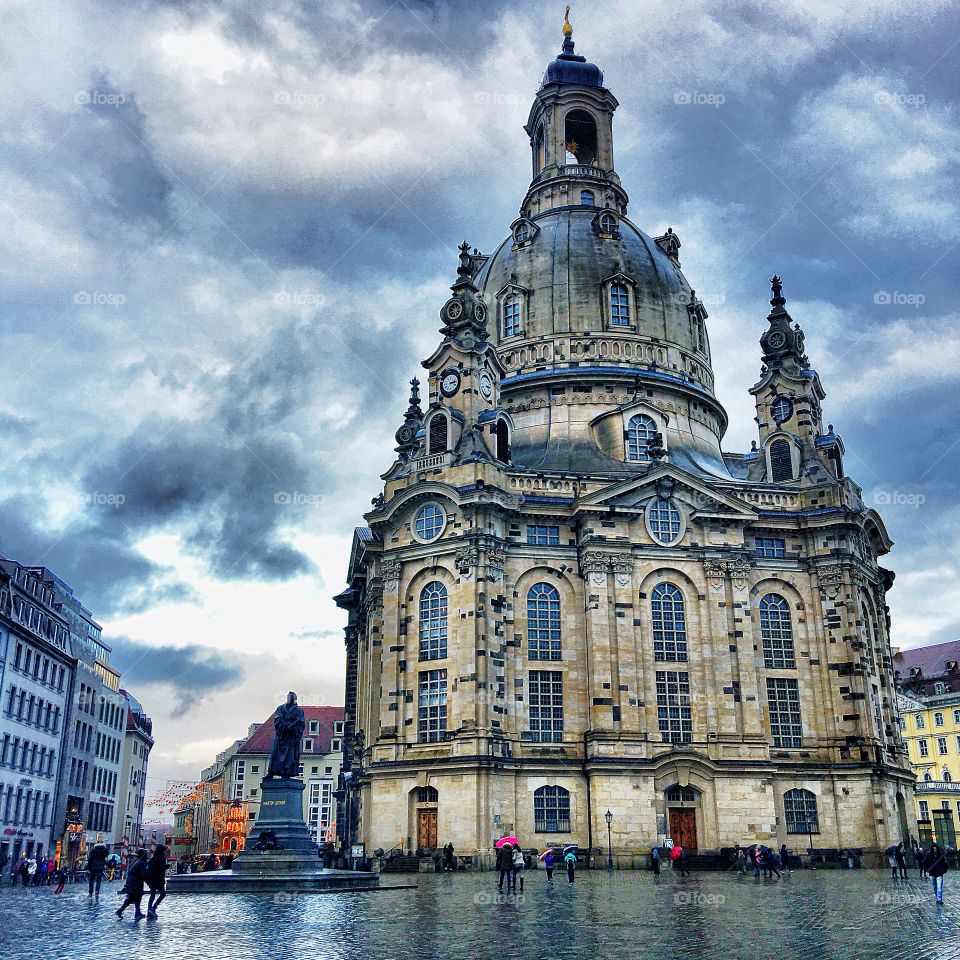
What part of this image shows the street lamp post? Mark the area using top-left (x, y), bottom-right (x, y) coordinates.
top-left (605, 809), bottom-right (614, 871)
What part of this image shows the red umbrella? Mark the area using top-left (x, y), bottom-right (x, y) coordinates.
top-left (495, 836), bottom-right (520, 849)
top-left (670, 845), bottom-right (683, 861)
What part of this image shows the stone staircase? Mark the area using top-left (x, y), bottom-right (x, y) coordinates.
top-left (684, 853), bottom-right (729, 871)
top-left (381, 854), bottom-right (428, 873)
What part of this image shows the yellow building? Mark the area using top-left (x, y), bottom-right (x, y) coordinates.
top-left (897, 691), bottom-right (960, 847)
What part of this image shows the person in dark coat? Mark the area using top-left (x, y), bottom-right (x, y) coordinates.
top-left (87, 839), bottom-right (109, 897)
top-left (915, 844), bottom-right (927, 878)
top-left (894, 841), bottom-right (908, 880)
top-left (495, 843), bottom-right (512, 892)
top-left (780, 843), bottom-right (791, 874)
top-left (924, 843), bottom-right (949, 905)
top-left (116, 849), bottom-right (149, 920)
top-left (146, 845), bottom-right (168, 918)
top-left (651, 845), bottom-right (661, 876)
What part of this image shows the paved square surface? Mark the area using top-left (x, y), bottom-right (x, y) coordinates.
top-left (1, 868), bottom-right (957, 960)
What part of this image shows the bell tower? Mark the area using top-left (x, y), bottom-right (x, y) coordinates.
top-left (521, 8), bottom-right (628, 219)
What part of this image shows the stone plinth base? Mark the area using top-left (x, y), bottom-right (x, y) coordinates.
top-left (167, 867), bottom-right (381, 894)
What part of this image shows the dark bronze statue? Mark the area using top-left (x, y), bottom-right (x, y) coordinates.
top-left (266, 691), bottom-right (305, 779)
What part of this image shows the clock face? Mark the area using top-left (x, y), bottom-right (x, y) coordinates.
top-left (479, 372), bottom-right (493, 399)
top-left (440, 371), bottom-right (460, 397)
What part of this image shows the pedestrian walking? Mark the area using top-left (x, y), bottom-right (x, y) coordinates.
top-left (496, 842), bottom-right (512, 892)
top-left (780, 843), bottom-right (792, 874)
top-left (676, 847), bottom-right (691, 878)
top-left (540, 848), bottom-right (555, 883)
top-left (11, 853), bottom-right (26, 886)
top-left (25, 857), bottom-right (37, 885)
top-left (564, 849), bottom-right (577, 884)
top-left (53, 865), bottom-right (67, 894)
top-left (914, 843), bottom-right (927, 878)
top-left (443, 842), bottom-right (455, 872)
top-left (894, 841), bottom-right (908, 881)
top-left (887, 843), bottom-right (900, 880)
top-left (146, 844), bottom-right (168, 918)
top-left (923, 843), bottom-right (949, 906)
top-left (116, 848), bottom-right (149, 921)
top-left (750, 845), bottom-right (761, 878)
top-left (651, 845), bottom-right (661, 876)
top-left (87, 838), bottom-right (109, 897)
top-left (511, 845), bottom-right (525, 893)
top-left (36, 856), bottom-right (48, 886)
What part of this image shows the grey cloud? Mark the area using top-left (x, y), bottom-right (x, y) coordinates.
top-left (108, 634), bottom-right (246, 715)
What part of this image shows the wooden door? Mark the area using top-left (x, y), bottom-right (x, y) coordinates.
top-left (417, 809), bottom-right (438, 851)
top-left (668, 808), bottom-right (697, 852)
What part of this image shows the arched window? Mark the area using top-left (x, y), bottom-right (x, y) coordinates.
top-left (944, 769), bottom-right (953, 782)
top-left (534, 124), bottom-right (545, 174)
top-left (564, 109), bottom-right (597, 165)
top-left (495, 419), bottom-right (510, 462)
top-left (626, 414), bottom-right (658, 462)
top-left (419, 581), bottom-right (448, 661)
top-left (665, 785), bottom-right (697, 803)
top-left (514, 222), bottom-right (529, 244)
top-left (783, 788), bottom-right (818, 834)
top-left (429, 415), bottom-right (448, 454)
top-left (534, 785), bottom-right (570, 832)
top-left (580, 190), bottom-right (595, 206)
top-left (647, 499), bottom-right (682, 544)
top-left (759, 594), bottom-right (795, 669)
top-left (610, 283), bottom-right (630, 326)
top-left (503, 294), bottom-right (521, 338)
top-left (528, 582), bottom-right (561, 661)
top-left (599, 212), bottom-right (617, 234)
top-left (416, 785), bottom-right (438, 803)
top-left (769, 437), bottom-right (793, 481)
top-left (651, 583), bottom-right (687, 662)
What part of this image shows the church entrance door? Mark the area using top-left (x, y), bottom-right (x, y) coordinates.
top-left (417, 809), bottom-right (438, 852)
top-left (668, 808), bottom-right (698, 852)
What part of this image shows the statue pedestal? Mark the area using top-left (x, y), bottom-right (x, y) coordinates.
top-left (232, 776), bottom-right (317, 874)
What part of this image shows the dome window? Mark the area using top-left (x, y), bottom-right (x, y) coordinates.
top-left (599, 212), bottom-right (616, 234)
top-left (625, 414), bottom-right (658, 462)
top-left (514, 222), bottom-right (530, 244)
top-left (646, 498), bottom-right (683, 545)
top-left (503, 294), bottom-right (521, 338)
top-left (610, 283), bottom-right (630, 326)
top-left (495, 419), bottom-right (511, 463)
top-left (580, 190), bottom-right (595, 206)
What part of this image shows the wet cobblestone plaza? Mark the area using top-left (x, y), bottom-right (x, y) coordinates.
top-left (1, 869), bottom-right (957, 960)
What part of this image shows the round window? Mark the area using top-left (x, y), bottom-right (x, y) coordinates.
top-left (414, 503), bottom-right (446, 542)
top-left (771, 396), bottom-right (792, 422)
top-left (646, 498), bottom-right (682, 544)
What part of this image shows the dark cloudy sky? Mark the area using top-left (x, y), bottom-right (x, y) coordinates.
top-left (1, 0), bottom-right (957, 816)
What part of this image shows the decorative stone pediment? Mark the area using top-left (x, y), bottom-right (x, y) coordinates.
top-left (576, 465), bottom-right (758, 521)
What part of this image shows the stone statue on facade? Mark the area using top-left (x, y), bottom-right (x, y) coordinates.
top-left (265, 691), bottom-right (305, 779)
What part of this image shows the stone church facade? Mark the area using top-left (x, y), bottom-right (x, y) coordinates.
top-left (336, 19), bottom-right (915, 866)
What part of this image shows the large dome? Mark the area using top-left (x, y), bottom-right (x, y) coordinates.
top-left (475, 207), bottom-right (714, 396)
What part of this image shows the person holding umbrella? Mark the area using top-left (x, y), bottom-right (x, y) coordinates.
top-left (539, 848), bottom-right (555, 883)
top-left (563, 846), bottom-right (577, 884)
top-left (495, 837), bottom-right (517, 892)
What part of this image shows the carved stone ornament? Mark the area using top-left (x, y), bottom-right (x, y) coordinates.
top-left (455, 545), bottom-right (479, 571)
top-left (704, 558), bottom-right (727, 579)
top-left (612, 554), bottom-right (634, 586)
top-left (365, 578), bottom-right (384, 617)
top-left (817, 565), bottom-right (844, 599)
top-left (381, 557), bottom-right (402, 588)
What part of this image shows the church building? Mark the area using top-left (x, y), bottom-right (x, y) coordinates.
top-left (335, 16), bottom-right (914, 866)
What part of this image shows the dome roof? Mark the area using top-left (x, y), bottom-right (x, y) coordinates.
top-left (476, 208), bottom-right (706, 372)
top-left (541, 41), bottom-right (604, 89)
